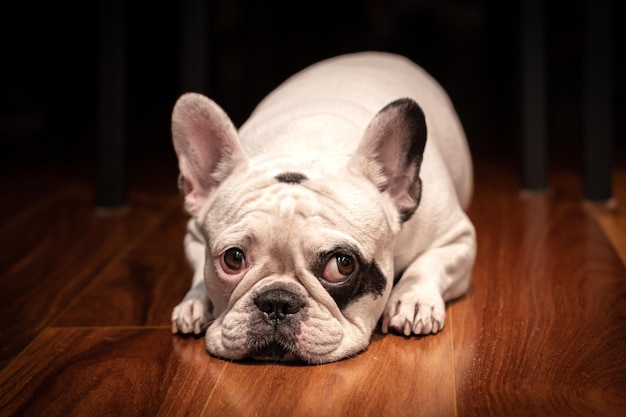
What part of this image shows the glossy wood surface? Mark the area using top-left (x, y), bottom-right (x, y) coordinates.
top-left (1, 158), bottom-right (625, 417)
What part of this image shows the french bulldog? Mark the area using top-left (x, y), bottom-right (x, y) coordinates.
top-left (170, 52), bottom-right (476, 364)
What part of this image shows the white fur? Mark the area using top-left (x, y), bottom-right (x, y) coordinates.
top-left (171, 52), bottom-right (476, 363)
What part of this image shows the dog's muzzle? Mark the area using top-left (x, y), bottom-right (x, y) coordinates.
top-left (247, 288), bottom-right (306, 361)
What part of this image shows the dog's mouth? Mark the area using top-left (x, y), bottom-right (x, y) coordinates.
top-left (249, 341), bottom-right (300, 362)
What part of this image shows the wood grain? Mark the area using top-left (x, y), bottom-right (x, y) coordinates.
top-left (1, 157), bottom-right (625, 417)
top-left (204, 332), bottom-right (456, 417)
top-left (0, 328), bottom-right (224, 417)
top-left (452, 164), bottom-right (626, 416)
top-left (0, 165), bottom-right (82, 223)
top-left (52, 206), bottom-right (191, 327)
top-left (0, 185), bottom-right (178, 370)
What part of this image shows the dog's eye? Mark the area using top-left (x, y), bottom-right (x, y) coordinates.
top-left (322, 253), bottom-right (355, 283)
top-left (222, 248), bottom-right (245, 272)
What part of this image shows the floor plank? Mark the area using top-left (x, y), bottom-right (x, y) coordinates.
top-left (1, 156), bottom-right (625, 416)
top-left (0, 328), bottom-right (456, 417)
top-left (0, 165), bottom-right (83, 223)
top-left (53, 206), bottom-right (191, 327)
top-left (0, 328), bottom-right (224, 417)
top-left (452, 164), bottom-right (626, 416)
top-left (203, 332), bottom-right (456, 417)
top-left (0, 186), bottom-right (178, 370)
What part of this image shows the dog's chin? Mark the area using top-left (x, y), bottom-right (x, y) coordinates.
top-left (248, 341), bottom-right (300, 362)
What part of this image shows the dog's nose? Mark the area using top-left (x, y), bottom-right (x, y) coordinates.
top-left (254, 289), bottom-right (304, 321)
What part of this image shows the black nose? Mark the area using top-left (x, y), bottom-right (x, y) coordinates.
top-left (254, 289), bottom-right (304, 321)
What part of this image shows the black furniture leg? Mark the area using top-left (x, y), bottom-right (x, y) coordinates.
top-left (583, 0), bottom-right (613, 202)
top-left (521, 0), bottom-right (548, 191)
top-left (96, 0), bottom-right (126, 208)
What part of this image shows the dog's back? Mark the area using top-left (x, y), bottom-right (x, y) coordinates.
top-left (238, 52), bottom-right (472, 209)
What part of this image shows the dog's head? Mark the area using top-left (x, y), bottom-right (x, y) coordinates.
top-left (171, 93), bottom-right (426, 363)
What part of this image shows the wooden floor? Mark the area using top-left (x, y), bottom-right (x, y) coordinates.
top-left (1, 153), bottom-right (625, 417)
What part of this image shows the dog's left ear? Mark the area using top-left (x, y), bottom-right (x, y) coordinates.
top-left (351, 98), bottom-right (427, 222)
top-left (171, 93), bottom-right (248, 217)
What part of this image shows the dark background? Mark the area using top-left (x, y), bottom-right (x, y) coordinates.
top-left (1, 0), bottom-right (623, 178)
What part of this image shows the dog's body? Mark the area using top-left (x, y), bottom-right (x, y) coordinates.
top-left (171, 52), bottom-right (476, 363)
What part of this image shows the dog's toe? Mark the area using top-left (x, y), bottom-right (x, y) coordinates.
top-left (383, 286), bottom-right (445, 336)
top-left (172, 297), bottom-right (210, 335)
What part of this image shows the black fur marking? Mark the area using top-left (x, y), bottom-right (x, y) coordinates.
top-left (379, 98), bottom-right (427, 165)
top-left (275, 172), bottom-right (308, 184)
top-left (312, 245), bottom-right (387, 310)
top-left (378, 98), bottom-right (427, 224)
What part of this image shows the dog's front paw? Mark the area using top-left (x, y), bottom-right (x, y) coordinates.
top-left (171, 292), bottom-right (212, 335)
top-left (381, 284), bottom-right (446, 336)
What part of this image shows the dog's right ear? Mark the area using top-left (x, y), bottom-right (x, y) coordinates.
top-left (171, 93), bottom-right (248, 217)
top-left (350, 98), bottom-right (427, 223)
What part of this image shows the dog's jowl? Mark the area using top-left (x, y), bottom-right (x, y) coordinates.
top-left (170, 52), bottom-right (476, 364)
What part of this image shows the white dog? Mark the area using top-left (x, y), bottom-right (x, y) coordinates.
top-left (171, 52), bottom-right (475, 363)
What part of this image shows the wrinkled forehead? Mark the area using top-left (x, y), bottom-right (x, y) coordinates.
top-left (203, 169), bottom-right (390, 256)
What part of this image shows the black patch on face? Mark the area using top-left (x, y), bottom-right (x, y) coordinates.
top-left (312, 245), bottom-right (387, 310)
top-left (275, 172), bottom-right (308, 184)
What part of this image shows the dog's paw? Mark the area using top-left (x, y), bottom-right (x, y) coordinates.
top-left (171, 295), bottom-right (211, 335)
top-left (381, 284), bottom-right (446, 336)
